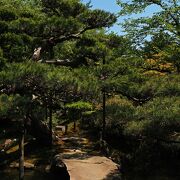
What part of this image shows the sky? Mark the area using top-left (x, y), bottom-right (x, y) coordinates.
top-left (82, 0), bottom-right (161, 35)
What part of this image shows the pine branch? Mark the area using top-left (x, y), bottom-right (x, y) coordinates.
top-left (41, 26), bottom-right (92, 46)
top-left (38, 59), bottom-right (76, 67)
top-left (109, 90), bottom-right (152, 105)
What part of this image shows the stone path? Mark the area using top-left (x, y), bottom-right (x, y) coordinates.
top-left (60, 136), bottom-right (121, 180)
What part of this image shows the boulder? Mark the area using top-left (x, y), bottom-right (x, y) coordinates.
top-left (9, 162), bottom-right (35, 169)
top-left (0, 139), bottom-right (17, 152)
top-left (50, 154), bottom-right (70, 180)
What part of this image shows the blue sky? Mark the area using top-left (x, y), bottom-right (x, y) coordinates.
top-left (82, 0), bottom-right (161, 35)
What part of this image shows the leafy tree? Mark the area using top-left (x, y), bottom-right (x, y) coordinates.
top-left (91, 52), bottom-right (180, 145)
top-left (105, 96), bottom-right (136, 137)
top-left (117, 1), bottom-right (180, 72)
top-left (0, 62), bottom-right (100, 143)
top-left (0, 0), bottom-right (40, 62)
top-left (54, 30), bottom-right (134, 67)
top-left (142, 32), bottom-right (180, 73)
top-left (0, 0), bottom-right (117, 145)
top-left (117, 0), bottom-right (180, 43)
top-left (125, 96), bottom-right (180, 140)
top-left (66, 101), bottom-right (93, 130)
top-left (0, 48), bottom-right (6, 69)
top-left (0, 0), bottom-right (116, 65)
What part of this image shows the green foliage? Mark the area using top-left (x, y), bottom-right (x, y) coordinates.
top-left (0, 0), bottom-right (179, 163)
top-left (0, 48), bottom-right (6, 69)
top-left (0, 8), bottom-right (17, 21)
top-left (162, 44), bottom-right (180, 72)
top-left (142, 32), bottom-right (180, 73)
top-left (65, 101), bottom-right (93, 121)
top-left (117, 0), bottom-right (180, 43)
top-left (125, 97), bottom-right (180, 138)
top-left (66, 101), bottom-right (92, 110)
top-left (156, 74), bottom-right (180, 97)
top-left (0, 94), bottom-right (31, 120)
top-left (0, 0), bottom-right (116, 64)
top-left (89, 53), bottom-right (180, 142)
top-left (105, 96), bottom-right (135, 135)
top-left (54, 30), bottom-right (134, 67)
top-left (0, 61), bottom-right (101, 125)
top-left (80, 9), bottom-right (116, 28)
top-left (0, 0), bottom-right (40, 62)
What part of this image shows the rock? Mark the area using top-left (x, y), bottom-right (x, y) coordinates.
top-left (55, 125), bottom-right (65, 132)
top-left (63, 156), bottom-right (120, 180)
top-left (1, 139), bottom-right (17, 152)
top-left (50, 154), bottom-right (70, 180)
top-left (9, 162), bottom-right (35, 169)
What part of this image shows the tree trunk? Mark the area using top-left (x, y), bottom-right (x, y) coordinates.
top-left (73, 121), bottom-right (76, 131)
top-left (49, 107), bottom-right (53, 146)
top-left (65, 125), bottom-right (68, 135)
top-left (102, 56), bottom-right (106, 140)
top-left (176, 64), bottom-right (180, 74)
top-left (19, 127), bottom-right (25, 180)
top-left (45, 104), bottom-right (48, 121)
top-left (102, 90), bottom-right (106, 140)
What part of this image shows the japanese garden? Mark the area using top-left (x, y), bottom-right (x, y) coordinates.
top-left (0, 0), bottom-right (179, 179)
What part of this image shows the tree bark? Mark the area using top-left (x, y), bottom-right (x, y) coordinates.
top-left (45, 104), bottom-right (48, 121)
top-left (73, 121), bottom-right (76, 131)
top-left (19, 126), bottom-right (25, 180)
top-left (102, 56), bottom-right (106, 140)
top-left (102, 90), bottom-right (106, 139)
top-left (65, 125), bottom-right (68, 135)
top-left (49, 106), bottom-right (53, 146)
